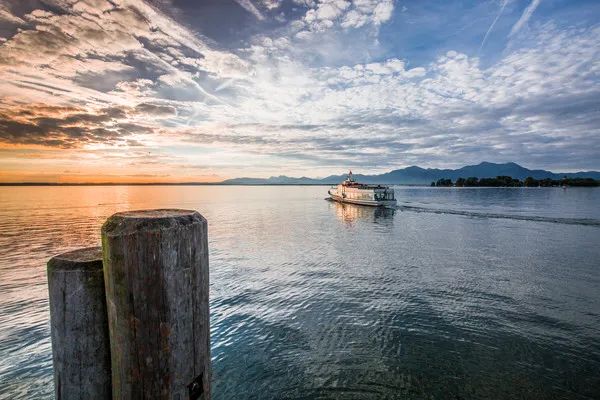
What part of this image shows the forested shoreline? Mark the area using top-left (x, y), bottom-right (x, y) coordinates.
top-left (431, 176), bottom-right (599, 187)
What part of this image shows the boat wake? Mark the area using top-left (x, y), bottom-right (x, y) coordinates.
top-left (397, 205), bottom-right (600, 227)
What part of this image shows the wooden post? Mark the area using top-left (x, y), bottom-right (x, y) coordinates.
top-left (101, 209), bottom-right (210, 400)
top-left (47, 246), bottom-right (111, 400)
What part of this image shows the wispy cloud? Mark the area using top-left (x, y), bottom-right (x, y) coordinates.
top-left (509, 0), bottom-right (542, 37)
top-left (0, 0), bottom-right (598, 181)
top-left (0, 4), bottom-right (25, 25)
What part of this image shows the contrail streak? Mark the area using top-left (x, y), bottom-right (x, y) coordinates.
top-left (233, 0), bottom-right (265, 20)
top-left (509, 0), bottom-right (542, 37)
top-left (479, 0), bottom-right (509, 52)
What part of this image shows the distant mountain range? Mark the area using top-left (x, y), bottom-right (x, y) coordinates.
top-left (222, 162), bottom-right (600, 185)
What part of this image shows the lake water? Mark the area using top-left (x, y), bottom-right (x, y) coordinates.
top-left (1, 186), bottom-right (599, 399)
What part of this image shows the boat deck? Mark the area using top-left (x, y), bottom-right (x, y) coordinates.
top-left (329, 194), bottom-right (397, 208)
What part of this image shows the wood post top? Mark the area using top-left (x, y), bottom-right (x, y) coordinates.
top-left (47, 246), bottom-right (103, 271)
top-left (102, 209), bottom-right (206, 236)
top-left (109, 209), bottom-right (198, 219)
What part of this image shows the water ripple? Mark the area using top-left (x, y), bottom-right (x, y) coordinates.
top-left (1, 186), bottom-right (599, 399)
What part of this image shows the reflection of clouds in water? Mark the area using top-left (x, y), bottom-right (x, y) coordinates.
top-left (331, 201), bottom-right (395, 225)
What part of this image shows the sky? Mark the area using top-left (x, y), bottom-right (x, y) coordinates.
top-left (0, 0), bottom-right (598, 182)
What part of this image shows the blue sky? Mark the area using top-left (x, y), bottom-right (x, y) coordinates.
top-left (0, 0), bottom-right (598, 182)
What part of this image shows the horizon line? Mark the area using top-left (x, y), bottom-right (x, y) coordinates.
top-left (0, 182), bottom-right (335, 186)
top-left (2, 162), bottom-right (599, 186)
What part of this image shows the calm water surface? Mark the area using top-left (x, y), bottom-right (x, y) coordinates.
top-left (0, 186), bottom-right (599, 399)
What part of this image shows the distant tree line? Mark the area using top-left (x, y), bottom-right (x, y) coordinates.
top-left (430, 176), bottom-right (599, 187)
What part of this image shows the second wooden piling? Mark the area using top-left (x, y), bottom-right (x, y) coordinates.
top-left (102, 209), bottom-right (210, 399)
top-left (47, 246), bottom-right (111, 399)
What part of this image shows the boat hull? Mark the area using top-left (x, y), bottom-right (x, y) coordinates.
top-left (329, 194), bottom-right (397, 208)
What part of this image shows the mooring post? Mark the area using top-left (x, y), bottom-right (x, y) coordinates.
top-left (101, 209), bottom-right (210, 400)
top-left (47, 246), bottom-right (111, 399)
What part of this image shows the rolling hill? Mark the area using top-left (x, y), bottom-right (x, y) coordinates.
top-left (221, 162), bottom-right (600, 185)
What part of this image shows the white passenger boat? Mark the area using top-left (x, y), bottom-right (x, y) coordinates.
top-left (328, 171), bottom-right (397, 207)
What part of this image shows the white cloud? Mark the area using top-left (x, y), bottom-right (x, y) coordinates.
top-left (301, 0), bottom-right (394, 32)
top-left (209, 23), bottom-right (600, 170)
top-left (372, 0), bottom-right (394, 24)
top-left (260, 0), bottom-right (282, 10)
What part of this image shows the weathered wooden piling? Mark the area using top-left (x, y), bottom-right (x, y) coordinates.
top-left (47, 246), bottom-right (111, 400)
top-left (101, 209), bottom-right (210, 400)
